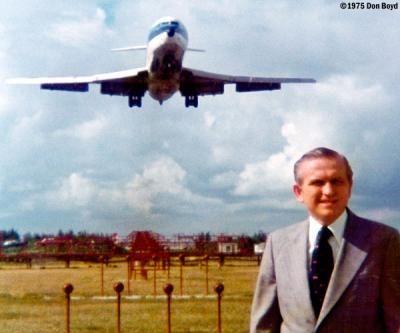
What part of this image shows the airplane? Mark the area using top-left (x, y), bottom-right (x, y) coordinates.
top-left (1, 239), bottom-right (27, 249)
top-left (6, 16), bottom-right (316, 108)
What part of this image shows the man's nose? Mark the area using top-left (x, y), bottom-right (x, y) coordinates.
top-left (322, 183), bottom-right (335, 195)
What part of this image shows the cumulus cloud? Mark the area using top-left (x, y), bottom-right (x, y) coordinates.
top-left (125, 156), bottom-right (188, 213)
top-left (233, 75), bottom-right (393, 197)
top-left (47, 8), bottom-right (111, 47)
top-left (53, 115), bottom-right (108, 140)
top-left (29, 156), bottom-right (222, 226)
top-left (8, 111), bottom-right (45, 149)
top-left (234, 151), bottom-right (294, 195)
top-left (211, 171), bottom-right (237, 189)
top-left (46, 173), bottom-right (97, 208)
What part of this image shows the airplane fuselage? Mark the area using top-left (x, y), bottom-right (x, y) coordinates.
top-left (146, 18), bottom-right (188, 103)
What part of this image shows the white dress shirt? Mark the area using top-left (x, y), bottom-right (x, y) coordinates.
top-left (308, 211), bottom-right (347, 267)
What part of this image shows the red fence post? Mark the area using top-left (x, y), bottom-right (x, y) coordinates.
top-left (203, 255), bottom-right (209, 295)
top-left (167, 256), bottom-right (171, 279)
top-left (153, 255), bottom-right (158, 296)
top-left (163, 283), bottom-right (174, 333)
top-left (114, 282), bottom-right (124, 333)
top-left (126, 256), bottom-right (131, 295)
top-left (99, 256), bottom-right (105, 296)
top-left (215, 283), bottom-right (224, 333)
top-left (63, 283), bottom-right (74, 333)
top-left (179, 254), bottom-right (185, 296)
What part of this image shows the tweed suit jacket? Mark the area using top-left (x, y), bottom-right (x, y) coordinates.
top-left (250, 209), bottom-right (400, 333)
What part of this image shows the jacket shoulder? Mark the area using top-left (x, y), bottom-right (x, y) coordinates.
top-left (346, 211), bottom-right (399, 250)
top-left (267, 220), bottom-right (308, 249)
top-left (270, 220), bottom-right (308, 237)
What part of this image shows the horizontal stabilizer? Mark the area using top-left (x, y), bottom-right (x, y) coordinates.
top-left (111, 45), bottom-right (147, 52)
top-left (187, 48), bottom-right (205, 52)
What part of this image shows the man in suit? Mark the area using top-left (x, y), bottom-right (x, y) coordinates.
top-left (250, 147), bottom-right (400, 333)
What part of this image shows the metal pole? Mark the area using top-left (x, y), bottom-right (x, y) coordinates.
top-left (63, 283), bottom-right (74, 333)
top-left (114, 282), bottom-right (124, 333)
top-left (214, 283), bottom-right (224, 333)
top-left (163, 283), bottom-right (174, 333)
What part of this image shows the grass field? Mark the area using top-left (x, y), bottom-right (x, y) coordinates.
top-left (0, 257), bottom-right (259, 333)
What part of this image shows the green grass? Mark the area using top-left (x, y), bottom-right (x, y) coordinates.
top-left (0, 258), bottom-right (259, 332)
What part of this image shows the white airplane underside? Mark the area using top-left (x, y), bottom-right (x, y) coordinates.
top-left (6, 17), bottom-right (316, 108)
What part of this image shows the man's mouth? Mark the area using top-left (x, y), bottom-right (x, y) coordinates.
top-left (320, 200), bottom-right (337, 205)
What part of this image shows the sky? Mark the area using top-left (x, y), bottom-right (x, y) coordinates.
top-left (1, 0), bottom-right (399, 237)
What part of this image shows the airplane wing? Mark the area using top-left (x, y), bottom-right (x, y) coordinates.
top-left (180, 67), bottom-right (316, 98)
top-left (6, 67), bottom-right (149, 98)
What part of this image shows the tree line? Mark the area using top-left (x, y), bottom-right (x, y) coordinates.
top-left (0, 229), bottom-right (267, 251)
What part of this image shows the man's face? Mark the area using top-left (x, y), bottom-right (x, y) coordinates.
top-left (293, 157), bottom-right (352, 225)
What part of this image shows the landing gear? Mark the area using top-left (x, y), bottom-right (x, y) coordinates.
top-left (185, 95), bottom-right (198, 108)
top-left (128, 95), bottom-right (142, 108)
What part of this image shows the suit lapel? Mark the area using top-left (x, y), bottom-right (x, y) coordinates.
top-left (284, 221), bottom-right (316, 322)
top-left (316, 211), bottom-right (369, 327)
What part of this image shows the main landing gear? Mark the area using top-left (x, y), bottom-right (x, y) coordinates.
top-left (128, 95), bottom-right (142, 108)
top-left (185, 95), bottom-right (198, 108)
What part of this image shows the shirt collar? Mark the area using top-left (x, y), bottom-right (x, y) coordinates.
top-left (309, 210), bottom-right (347, 247)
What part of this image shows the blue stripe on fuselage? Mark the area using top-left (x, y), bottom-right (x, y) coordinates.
top-left (148, 20), bottom-right (188, 41)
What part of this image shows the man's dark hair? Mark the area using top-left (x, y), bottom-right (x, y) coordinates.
top-left (294, 147), bottom-right (353, 184)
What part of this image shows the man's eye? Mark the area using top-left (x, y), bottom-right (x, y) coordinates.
top-left (310, 180), bottom-right (324, 186)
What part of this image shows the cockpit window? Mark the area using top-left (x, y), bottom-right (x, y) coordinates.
top-left (159, 21), bottom-right (178, 27)
top-left (148, 20), bottom-right (187, 41)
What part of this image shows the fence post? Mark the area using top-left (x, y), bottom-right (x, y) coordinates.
top-left (215, 283), bottom-right (224, 333)
top-left (167, 256), bottom-right (171, 279)
top-left (179, 254), bottom-right (185, 296)
top-left (126, 256), bottom-right (131, 295)
top-left (114, 282), bottom-right (124, 333)
top-left (163, 283), bottom-right (174, 333)
top-left (152, 255), bottom-right (158, 296)
top-left (63, 283), bottom-right (74, 333)
top-left (203, 255), bottom-right (209, 295)
top-left (99, 255), bottom-right (105, 296)
top-left (218, 254), bottom-right (225, 269)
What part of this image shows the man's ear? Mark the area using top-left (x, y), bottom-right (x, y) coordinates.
top-left (293, 184), bottom-right (304, 202)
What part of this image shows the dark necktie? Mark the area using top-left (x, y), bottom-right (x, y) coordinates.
top-left (309, 226), bottom-right (334, 316)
